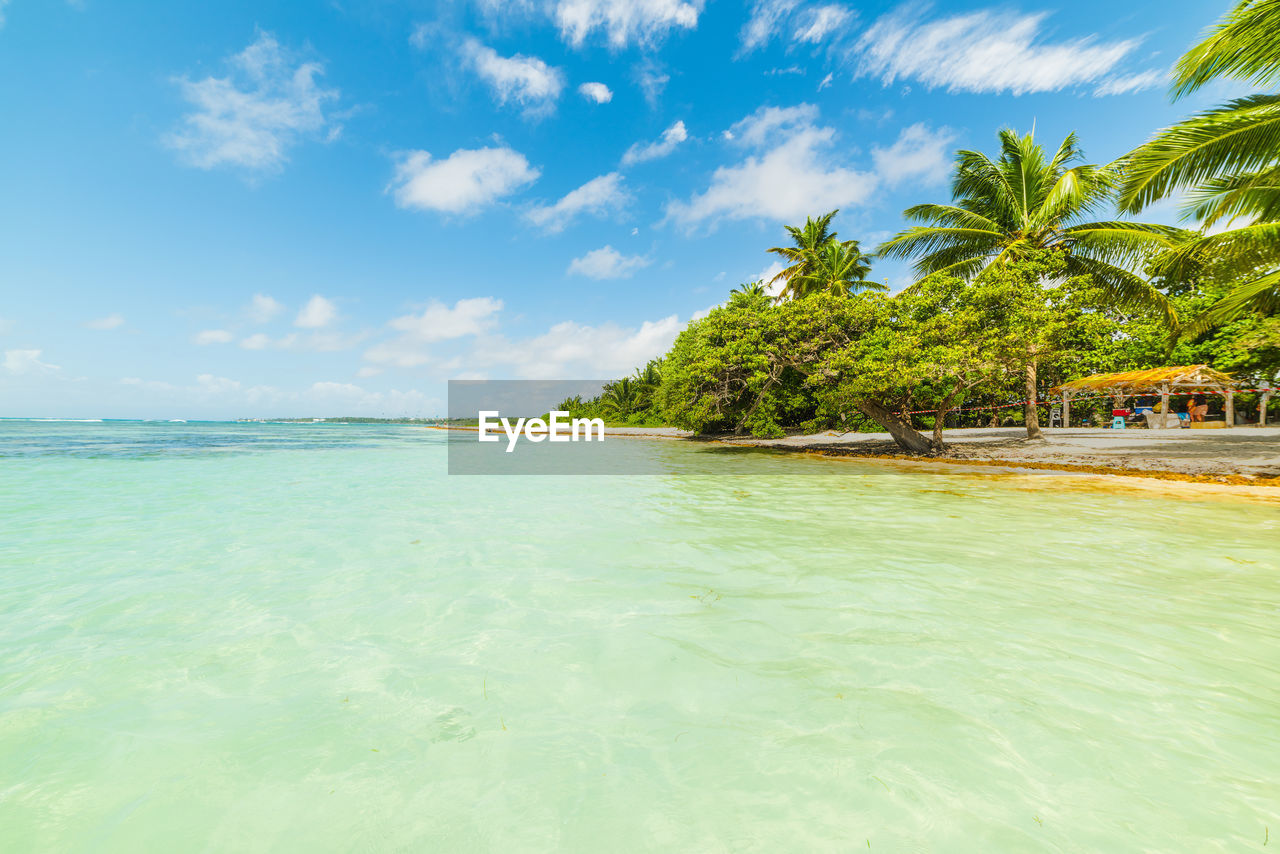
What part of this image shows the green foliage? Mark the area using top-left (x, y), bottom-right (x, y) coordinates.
top-left (1121, 1), bottom-right (1280, 328)
top-left (878, 128), bottom-right (1189, 323)
top-left (765, 209), bottom-right (882, 300)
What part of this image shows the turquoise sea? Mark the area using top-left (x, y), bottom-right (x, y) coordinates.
top-left (1, 420), bottom-right (1277, 852)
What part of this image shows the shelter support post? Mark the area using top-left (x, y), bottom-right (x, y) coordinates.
top-left (1226, 390), bottom-right (1235, 427)
top-left (1160, 383), bottom-right (1169, 419)
top-left (1062, 391), bottom-right (1070, 428)
top-left (1261, 387), bottom-right (1272, 427)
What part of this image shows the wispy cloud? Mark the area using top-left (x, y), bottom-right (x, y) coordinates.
top-left (165, 31), bottom-right (340, 172)
top-left (738, 0), bottom-right (853, 54)
top-left (3, 349), bottom-right (61, 376)
top-left (1094, 68), bottom-right (1165, 96)
top-left (553, 0), bottom-right (703, 48)
top-left (795, 4), bottom-right (853, 42)
top-left (567, 245), bottom-right (651, 279)
top-left (525, 172), bottom-right (630, 232)
top-left (364, 297), bottom-right (504, 368)
top-left (247, 293), bottom-right (284, 323)
top-left (462, 38), bottom-right (565, 116)
top-left (621, 120), bottom-right (688, 165)
top-left (391, 147), bottom-right (539, 214)
top-left (85, 313), bottom-right (125, 330)
top-left (193, 329), bottom-right (235, 345)
top-left (852, 8), bottom-right (1149, 95)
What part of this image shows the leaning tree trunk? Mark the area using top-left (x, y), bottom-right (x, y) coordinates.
top-left (1024, 359), bottom-right (1044, 440)
top-left (856, 400), bottom-right (935, 454)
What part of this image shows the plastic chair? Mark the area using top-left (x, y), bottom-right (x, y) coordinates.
top-left (1111, 416), bottom-right (1126, 429)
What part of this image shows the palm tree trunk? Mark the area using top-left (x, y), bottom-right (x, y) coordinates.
top-left (1024, 360), bottom-right (1044, 440)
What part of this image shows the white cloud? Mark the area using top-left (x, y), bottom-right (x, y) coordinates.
top-left (247, 293), bottom-right (284, 323)
top-left (196, 374), bottom-right (241, 394)
top-left (635, 60), bottom-right (670, 106)
top-left (3, 349), bottom-right (60, 376)
top-left (481, 315), bottom-right (684, 379)
top-left (295, 295), bottom-right (337, 329)
top-left (194, 329), bottom-right (235, 345)
top-left (85, 313), bottom-right (125, 330)
top-left (578, 81), bottom-right (614, 103)
top-left (871, 122), bottom-right (954, 186)
top-left (755, 260), bottom-right (787, 297)
top-left (818, 71), bottom-right (834, 90)
top-left (463, 39), bottom-right (565, 116)
top-left (391, 147), bottom-right (540, 214)
top-left (665, 104), bottom-right (876, 228)
top-left (739, 1), bottom-right (851, 52)
top-left (795, 4), bottom-right (852, 43)
top-left (525, 172), bottom-right (630, 232)
top-left (724, 103), bottom-right (816, 146)
top-left (165, 31), bottom-right (339, 172)
top-left (364, 297), bottom-right (505, 368)
top-left (389, 297), bottom-right (503, 342)
top-left (567, 245), bottom-right (651, 279)
top-left (238, 329), bottom-right (362, 352)
top-left (740, 0), bottom-right (800, 54)
top-left (854, 9), bottom-right (1146, 95)
top-left (621, 120), bottom-right (688, 165)
top-left (357, 366), bottom-right (383, 378)
top-left (553, 0), bottom-right (703, 48)
top-left (1094, 69), bottom-right (1165, 96)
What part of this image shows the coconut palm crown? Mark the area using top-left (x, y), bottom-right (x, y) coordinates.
top-left (877, 129), bottom-right (1189, 324)
top-left (1118, 0), bottom-right (1280, 330)
top-left (766, 210), bottom-right (838, 299)
top-left (792, 240), bottom-right (884, 298)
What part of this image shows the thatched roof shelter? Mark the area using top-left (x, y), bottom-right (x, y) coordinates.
top-left (1056, 365), bottom-right (1242, 428)
top-left (1058, 365), bottom-right (1236, 395)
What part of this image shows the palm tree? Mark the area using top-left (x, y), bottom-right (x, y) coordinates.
top-left (730, 281), bottom-right (768, 299)
top-left (600, 378), bottom-right (638, 418)
top-left (877, 129), bottom-right (1188, 438)
top-left (766, 210), bottom-right (839, 298)
top-left (791, 240), bottom-right (883, 297)
top-left (633, 359), bottom-right (662, 389)
top-left (1119, 0), bottom-right (1280, 331)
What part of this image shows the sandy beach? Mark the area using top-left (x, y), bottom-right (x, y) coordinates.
top-left (605, 425), bottom-right (1280, 484)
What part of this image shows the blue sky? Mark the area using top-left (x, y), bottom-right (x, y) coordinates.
top-left (0, 0), bottom-right (1237, 418)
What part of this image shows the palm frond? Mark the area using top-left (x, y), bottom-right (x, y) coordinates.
top-left (1062, 255), bottom-right (1178, 325)
top-left (1063, 221), bottom-right (1196, 268)
top-left (1184, 165), bottom-right (1280, 225)
top-left (875, 227), bottom-right (1004, 266)
top-left (1119, 94), bottom-right (1280, 212)
top-left (1173, 0), bottom-right (1280, 96)
top-left (900, 203), bottom-right (1003, 232)
top-left (1182, 268), bottom-right (1280, 336)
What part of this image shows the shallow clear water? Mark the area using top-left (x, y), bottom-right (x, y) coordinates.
top-left (1, 421), bottom-right (1278, 852)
